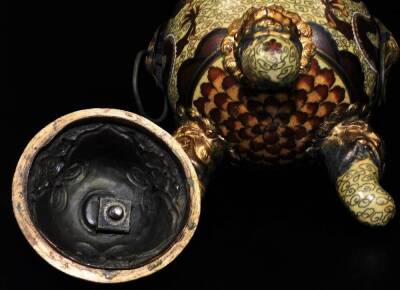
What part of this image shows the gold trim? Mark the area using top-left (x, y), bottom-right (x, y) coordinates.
top-left (12, 108), bottom-right (201, 283)
top-left (385, 35), bottom-right (400, 70)
top-left (174, 118), bottom-right (226, 195)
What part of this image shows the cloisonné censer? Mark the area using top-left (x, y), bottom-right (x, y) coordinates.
top-left (12, 0), bottom-right (399, 283)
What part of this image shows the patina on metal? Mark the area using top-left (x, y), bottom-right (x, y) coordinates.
top-left (13, 109), bottom-right (201, 283)
top-left (12, 0), bottom-right (400, 284)
top-left (143, 0), bottom-right (399, 227)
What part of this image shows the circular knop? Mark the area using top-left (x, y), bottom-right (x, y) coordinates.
top-left (108, 205), bottom-right (125, 221)
top-left (221, 5), bottom-right (316, 90)
top-left (239, 35), bottom-right (301, 89)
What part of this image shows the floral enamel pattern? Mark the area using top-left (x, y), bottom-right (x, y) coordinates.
top-left (166, 0), bottom-right (377, 106)
top-left (193, 57), bottom-right (350, 165)
top-left (264, 39), bottom-right (283, 54)
top-left (337, 158), bottom-right (396, 226)
top-left (176, 2), bottom-right (200, 57)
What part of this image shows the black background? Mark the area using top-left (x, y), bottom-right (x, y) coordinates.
top-left (4, 1), bottom-right (400, 289)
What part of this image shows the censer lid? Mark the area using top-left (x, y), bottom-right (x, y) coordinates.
top-left (12, 108), bottom-right (201, 283)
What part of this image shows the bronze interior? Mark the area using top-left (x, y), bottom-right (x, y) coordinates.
top-left (26, 118), bottom-right (190, 270)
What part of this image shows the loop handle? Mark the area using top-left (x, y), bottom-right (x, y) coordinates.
top-left (132, 49), bottom-right (169, 123)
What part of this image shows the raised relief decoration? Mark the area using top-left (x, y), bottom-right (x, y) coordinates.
top-left (12, 0), bottom-right (400, 284)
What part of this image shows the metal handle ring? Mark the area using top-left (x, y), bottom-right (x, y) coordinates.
top-left (132, 49), bottom-right (169, 123)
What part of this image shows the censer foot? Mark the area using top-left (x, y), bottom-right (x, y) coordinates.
top-left (321, 120), bottom-right (396, 226)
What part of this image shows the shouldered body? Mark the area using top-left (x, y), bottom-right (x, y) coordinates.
top-left (147, 0), bottom-right (398, 165)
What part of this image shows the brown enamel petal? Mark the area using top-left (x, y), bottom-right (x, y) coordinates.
top-left (247, 151), bottom-right (262, 161)
top-left (293, 126), bottom-right (307, 140)
top-left (221, 111), bottom-right (229, 122)
top-left (258, 113), bottom-right (273, 126)
top-left (210, 108), bottom-right (222, 124)
top-left (210, 108), bottom-right (229, 124)
top-left (255, 93), bottom-right (270, 103)
top-left (316, 102), bottom-right (336, 118)
top-left (300, 103), bottom-right (319, 116)
top-left (295, 137), bottom-right (310, 153)
top-left (234, 145), bottom-right (246, 154)
top-left (266, 144), bottom-right (281, 155)
top-left (278, 126), bottom-right (294, 138)
top-left (278, 136), bottom-right (288, 144)
top-left (227, 85), bottom-right (240, 100)
top-left (315, 68), bottom-right (336, 88)
top-left (275, 92), bottom-right (289, 103)
top-left (214, 93), bottom-right (229, 110)
top-left (251, 136), bottom-right (265, 152)
top-left (195, 57), bottom-right (350, 165)
top-left (279, 101), bottom-right (295, 115)
top-left (288, 112), bottom-right (308, 127)
top-left (222, 76), bottom-right (237, 90)
top-left (228, 102), bottom-right (248, 118)
top-left (208, 67), bottom-right (226, 92)
top-left (222, 76), bottom-right (240, 100)
top-left (239, 113), bottom-right (258, 127)
top-left (308, 58), bottom-right (320, 77)
top-left (247, 100), bottom-right (264, 114)
top-left (296, 75), bottom-right (315, 92)
top-left (277, 113), bottom-right (290, 125)
top-left (218, 125), bottom-right (229, 138)
top-left (204, 100), bottom-right (217, 115)
top-left (224, 117), bottom-right (244, 131)
top-left (208, 66), bottom-right (225, 81)
top-left (265, 105), bottom-right (279, 118)
top-left (252, 124), bottom-right (265, 135)
top-left (264, 96), bottom-right (280, 107)
top-left (238, 88), bottom-right (248, 101)
top-left (200, 83), bottom-right (217, 99)
top-left (239, 127), bottom-right (256, 140)
top-left (265, 122), bottom-right (278, 132)
top-left (226, 131), bottom-right (241, 143)
top-left (262, 150), bottom-right (278, 159)
top-left (194, 97), bottom-right (209, 116)
top-left (304, 116), bottom-right (323, 131)
top-left (263, 131), bottom-right (279, 145)
top-left (280, 148), bottom-right (294, 158)
top-left (293, 90), bottom-right (307, 109)
top-left (247, 151), bottom-right (264, 161)
top-left (307, 85), bottom-right (329, 103)
top-left (235, 140), bottom-right (251, 153)
top-left (280, 138), bottom-right (296, 149)
top-left (327, 86), bottom-right (345, 104)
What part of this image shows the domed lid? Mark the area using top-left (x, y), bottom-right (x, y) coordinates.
top-left (12, 108), bottom-right (201, 283)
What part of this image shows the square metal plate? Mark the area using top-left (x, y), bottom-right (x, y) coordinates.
top-left (97, 197), bottom-right (132, 234)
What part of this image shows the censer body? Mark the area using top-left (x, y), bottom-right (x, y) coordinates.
top-left (145, 0), bottom-right (399, 226)
top-left (12, 0), bottom-right (399, 283)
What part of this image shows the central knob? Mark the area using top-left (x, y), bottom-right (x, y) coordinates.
top-left (239, 34), bottom-right (302, 89)
top-left (108, 205), bottom-right (125, 221)
top-left (221, 5), bottom-right (316, 90)
top-left (96, 197), bottom-right (132, 233)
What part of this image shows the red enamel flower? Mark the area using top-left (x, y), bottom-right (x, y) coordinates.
top-left (264, 39), bottom-right (283, 54)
